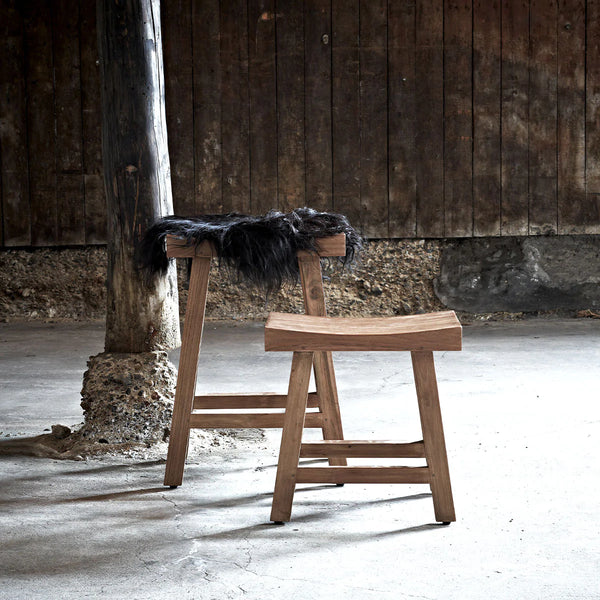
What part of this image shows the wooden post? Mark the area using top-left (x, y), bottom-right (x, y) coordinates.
top-left (97, 0), bottom-right (180, 353)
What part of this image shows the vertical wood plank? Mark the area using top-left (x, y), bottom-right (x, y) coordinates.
top-left (276, 0), bottom-right (305, 212)
top-left (192, 0), bottom-right (222, 213)
top-left (53, 0), bottom-right (85, 244)
top-left (501, 0), bottom-right (529, 235)
top-left (528, 0), bottom-right (558, 235)
top-left (558, 0), bottom-right (595, 232)
top-left (586, 0), bottom-right (600, 205)
top-left (331, 0), bottom-right (361, 228)
top-left (586, 1), bottom-right (600, 232)
top-left (359, 0), bottom-right (388, 237)
top-left (162, 0), bottom-right (196, 216)
top-left (23, 0), bottom-right (57, 245)
top-left (0, 0), bottom-right (31, 246)
top-left (304, 0), bottom-right (333, 212)
top-left (444, 0), bottom-right (473, 237)
top-left (221, 0), bottom-right (250, 213)
top-left (587, 0), bottom-right (600, 194)
top-left (415, 0), bottom-right (444, 237)
top-left (388, 0), bottom-right (416, 237)
top-left (80, 0), bottom-right (106, 244)
top-left (248, 0), bottom-right (278, 214)
top-left (473, 0), bottom-right (501, 236)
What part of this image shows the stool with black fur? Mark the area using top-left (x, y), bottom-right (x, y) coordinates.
top-left (139, 208), bottom-right (362, 487)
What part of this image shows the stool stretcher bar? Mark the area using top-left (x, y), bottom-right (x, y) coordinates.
top-left (296, 466), bottom-right (432, 485)
top-left (193, 392), bottom-right (320, 410)
top-left (299, 440), bottom-right (426, 459)
top-left (189, 412), bottom-right (324, 429)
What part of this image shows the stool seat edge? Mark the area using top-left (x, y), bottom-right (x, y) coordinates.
top-left (264, 311), bottom-right (462, 352)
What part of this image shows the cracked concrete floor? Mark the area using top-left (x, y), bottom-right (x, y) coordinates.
top-left (1, 319), bottom-right (599, 599)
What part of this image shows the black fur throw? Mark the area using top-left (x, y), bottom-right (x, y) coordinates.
top-left (137, 207), bottom-right (363, 292)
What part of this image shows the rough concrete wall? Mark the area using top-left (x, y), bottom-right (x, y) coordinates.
top-left (435, 236), bottom-right (600, 312)
top-left (2, 237), bottom-right (598, 321)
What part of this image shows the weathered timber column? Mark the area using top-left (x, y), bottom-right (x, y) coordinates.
top-left (77, 0), bottom-right (181, 447)
top-left (98, 0), bottom-right (179, 353)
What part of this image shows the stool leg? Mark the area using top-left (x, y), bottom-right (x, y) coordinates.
top-left (164, 256), bottom-right (211, 487)
top-left (271, 351), bottom-right (313, 523)
top-left (297, 252), bottom-right (346, 465)
top-left (313, 351), bottom-right (347, 466)
top-left (411, 351), bottom-right (456, 523)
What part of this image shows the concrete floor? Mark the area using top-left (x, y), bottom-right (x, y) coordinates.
top-left (0, 318), bottom-right (599, 599)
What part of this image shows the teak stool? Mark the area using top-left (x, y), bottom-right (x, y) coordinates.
top-left (264, 311), bottom-right (462, 523)
top-left (163, 233), bottom-right (348, 487)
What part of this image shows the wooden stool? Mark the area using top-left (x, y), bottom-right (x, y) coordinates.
top-left (164, 233), bottom-right (348, 487)
top-left (264, 311), bottom-right (462, 523)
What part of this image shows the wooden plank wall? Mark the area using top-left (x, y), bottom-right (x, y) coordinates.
top-left (0, 0), bottom-right (105, 246)
top-left (2, 0), bottom-right (600, 246)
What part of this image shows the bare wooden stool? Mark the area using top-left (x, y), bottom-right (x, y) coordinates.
top-left (163, 233), bottom-right (348, 487)
top-left (264, 311), bottom-right (462, 523)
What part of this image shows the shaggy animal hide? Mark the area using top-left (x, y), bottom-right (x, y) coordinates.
top-left (137, 207), bottom-right (363, 292)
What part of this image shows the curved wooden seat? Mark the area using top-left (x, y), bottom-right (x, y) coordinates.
top-left (265, 311), bottom-right (462, 352)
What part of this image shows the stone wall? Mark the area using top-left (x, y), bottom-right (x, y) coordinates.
top-left (1, 236), bottom-right (598, 323)
top-left (0, 240), bottom-right (444, 322)
top-left (435, 236), bottom-right (600, 313)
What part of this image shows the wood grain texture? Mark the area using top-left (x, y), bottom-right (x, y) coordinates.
top-left (0, 0), bottom-right (30, 245)
top-left (558, 0), bottom-right (595, 232)
top-left (271, 351), bottom-right (314, 522)
top-left (53, 0), bottom-right (85, 245)
top-left (331, 0), bottom-right (361, 227)
top-left (388, 0), bottom-right (417, 237)
top-left (529, 0), bottom-right (558, 235)
top-left (164, 256), bottom-right (211, 486)
top-left (192, 0), bottom-right (222, 213)
top-left (415, 0), bottom-right (444, 237)
top-left (162, 0), bottom-right (196, 216)
top-left (304, 0), bottom-right (333, 212)
top-left (276, 0), bottom-right (305, 212)
top-left (248, 0), bottom-right (278, 213)
top-left (24, 0), bottom-right (57, 245)
top-left (99, 0), bottom-right (179, 353)
top-left (220, 0), bottom-right (250, 213)
top-left (193, 391), bottom-right (320, 409)
top-left (411, 350), bottom-right (456, 522)
top-left (586, 0), bottom-right (600, 194)
top-left (265, 311), bottom-right (463, 352)
top-left (300, 440), bottom-right (426, 458)
top-left (501, 0), bottom-right (529, 236)
top-left (473, 0), bottom-right (501, 236)
top-left (359, 0), bottom-right (388, 237)
top-left (190, 411), bottom-right (323, 428)
top-left (296, 466), bottom-right (431, 484)
top-left (443, 0), bottom-right (473, 237)
top-left (298, 251), bottom-right (347, 467)
top-left (6, 0), bottom-right (600, 247)
top-left (79, 0), bottom-right (105, 244)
